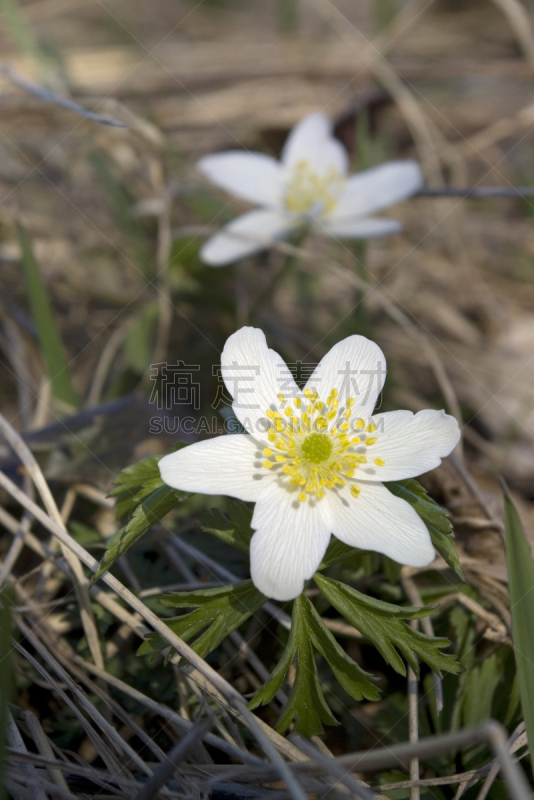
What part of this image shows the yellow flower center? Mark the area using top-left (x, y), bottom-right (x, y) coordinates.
top-left (284, 159), bottom-right (342, 217)
top-left (301, 433), bottom-right (332, 464)
top-left (261, 388), bottom-right (385, 503)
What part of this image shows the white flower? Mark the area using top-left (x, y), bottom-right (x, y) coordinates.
top-left (159, 327), bottom-right (460, 601)
top-left (198, 112), bottom-right (423, 266)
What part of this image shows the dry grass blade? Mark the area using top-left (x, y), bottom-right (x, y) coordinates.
top-left (131, 719), bottom-right (212, 800)
top-left (290, 735), bottom-right (375, 800)
top-left (73, 659), bottom-right (265, 765)
top-left (17, 710), bottom-right (70, 794)
top-left (303, 721), bottom-right (532, 800)
top-left (13, 634), bottom-right (137, 778)
top-left (0, 64), bottom-right (129, 126)
top-left (488, 0), bottom-right (534, 63)
top-left (6, 711), bottom-right (47, 800)
top-left (0, 412), bottom-right (105, 675)
top-left (0, 464), bottom-right (309, 766)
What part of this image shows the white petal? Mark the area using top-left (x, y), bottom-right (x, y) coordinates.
top-left (197, 152), bottom-right (284, 208)
top-left (304, 335), bottom-right (386, 419)
top-left (320, 216), bottom-right (402, 239)
top-left (250, 484), bottom-right (333, 600)
top-left (332, 160), bottom-right (423, 220)
top-left (328, 481), bottom-right (435, 567)
top-left (200, 210), bottom-right (294, 266)
top-left (281, 112), bottom-right (348, 175)
top-left (357, 409), bottom-right (461, 482)
top-left (159, 434), bottom-right (274, 502)
top-left (221, 327), bottom-right (300, 435)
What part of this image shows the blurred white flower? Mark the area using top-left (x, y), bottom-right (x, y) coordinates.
top-left (198, 112), bottom-right (423, 266)
top-left (159, 327), bottom-right (460, 601)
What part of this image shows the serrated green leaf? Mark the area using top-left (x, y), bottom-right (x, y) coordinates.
top-left (319, 538), bottom-right (370, 569)
top-left (386, 479), bottom-right (464, 580)
top-left (18, 224), bottom-right (79, 409)
top-left (92, 485), bottom-right (183, 584)
top-left (387, 479), bottom-right (452, 535)
top-left (427, 523), bottom-right (464, 581)
top-left (226, 501), bottom-right (254, 547)
top-left (198, 500), bottom-right (253, 553)
top-left (315, 574), bottom-right (460, 678)
top-left (275, 596), bottom-right (338, 737)
top-left (114, 476), bottom-right (166, 520)
top-left (110, 447), bottom-right (187, 519)
top-left (249, 597), bottom-right (340, 735)
top-left (251, 595), bottom-right (378, 736)
top-left (302, 595), bottom-right (380, 702)
top-left (110, 455), bottom-right (164, 495)
top-left (504, 489), bottom-right (534, 776)
top-left (137, 580), bottom-right (265, 661)
top-left (249, 623), bottom-right (298, 710)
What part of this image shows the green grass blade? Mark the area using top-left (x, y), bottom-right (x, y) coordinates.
top-left (18, 225), bottom-right (79, 409)
top-left (504, 487), bottom-right (534, 775)
top-left (0, 588), bottom-right (13, 800)
top-left (0, 0), bottom-right (44, 68)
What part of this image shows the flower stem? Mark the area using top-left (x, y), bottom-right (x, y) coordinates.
top-left (276, 0), bottom-right (299, 34)
top-left (250, 230), bottom-right (307, 319)
top-left (352, 109), bottom-right (371, 329)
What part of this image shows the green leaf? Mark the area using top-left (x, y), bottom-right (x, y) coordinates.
top-left (198, 500), bottom-right (254, 553)
top-left (319, 538), bottom-right (370, 569)
top-left (114, 476), bottom-right (166, 520)
top-left (250, 595), bottom-right (379, 736)
top-left (504, 489), bottom-right (534, 776)
top-left (92, 485), bottom-right (183, 584)
top-left (461, 654), bottom-right (501, 729)
top-left (110, 448), bottom-right (186, 519)
top-left (0, 0), bottom-right (50, 75)
top-left (137, 580), bottom-right (265, 661)
top-left (18, 224), bottom-right (79, 409)
top-left (303, 596), bottom-right (380, 702)
top-left (274, 596), bottom-right (338, 737)
top-left (110, 455), bottom-right (164, 495)
top-left (315, 574), bottom-right (460, 678)
top-left (386, 479), bottom-right (464, 580)
top-left (249, 621), bottom-right (298, 710)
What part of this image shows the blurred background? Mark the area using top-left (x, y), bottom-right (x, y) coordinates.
top-left (1, 0), bottom-right (534, 502)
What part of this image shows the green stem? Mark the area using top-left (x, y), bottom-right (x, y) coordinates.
top-left (352, 107), bottom-right (371, 329)
top-left (250, 230), bottom-right (307, 319)
top-left (276, 0), bottom-right (299, 34)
